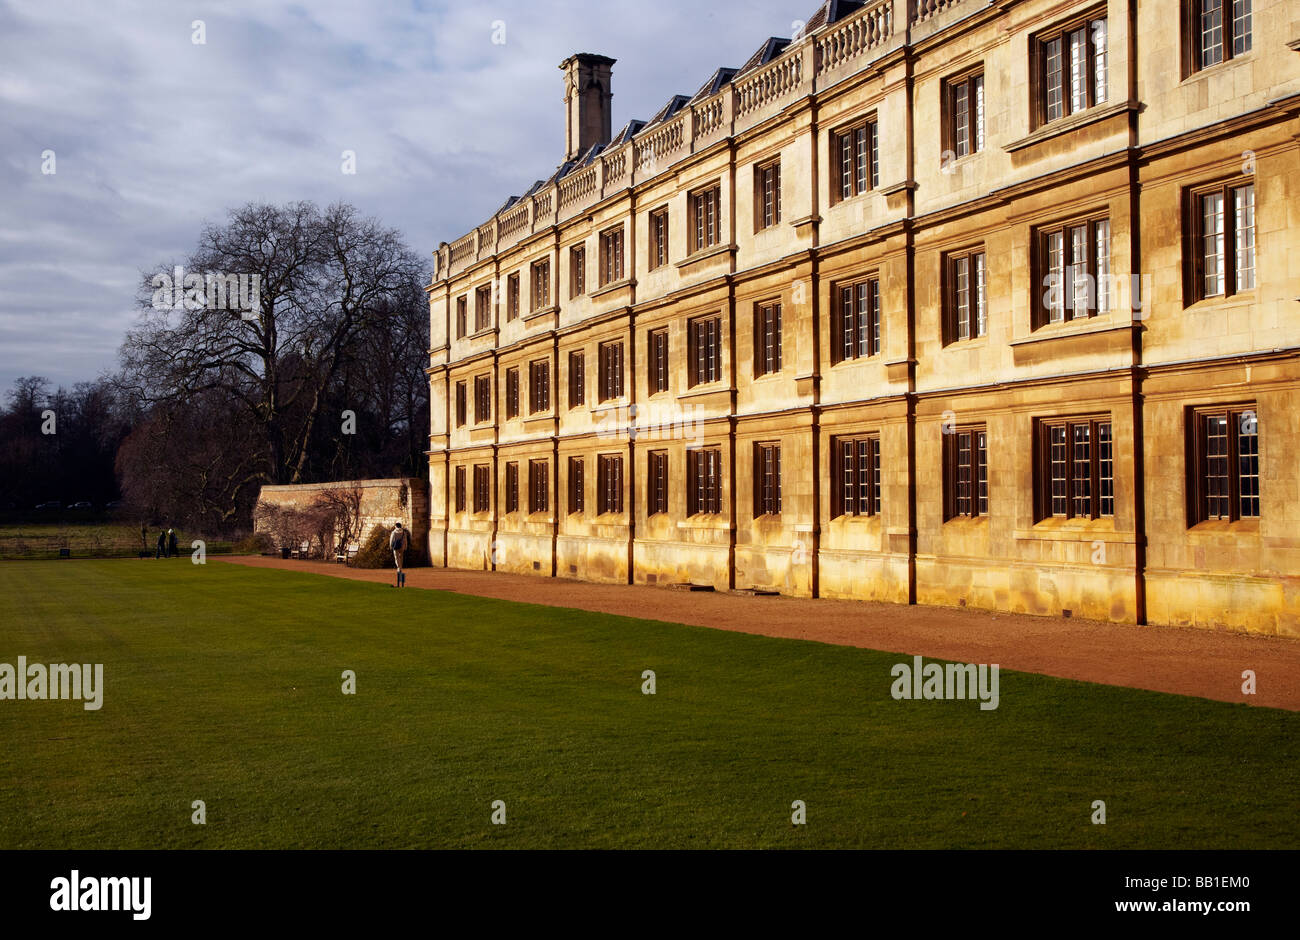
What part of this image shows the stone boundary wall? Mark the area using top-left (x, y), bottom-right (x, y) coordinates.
top-left (255, 479), bottom-right (429, 555)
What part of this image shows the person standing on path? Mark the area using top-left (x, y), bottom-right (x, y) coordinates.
top-left (167, 527), bottom-right (178, 559)
top-left (389, 522), bottom-right (409, 587)
top-left (155, 531), bottom-right (166, 559)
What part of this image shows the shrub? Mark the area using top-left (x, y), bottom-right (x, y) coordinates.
top-left (352, 525), bottom-right (425, 569)
top-left (232, 532), bottom-right (274, 555)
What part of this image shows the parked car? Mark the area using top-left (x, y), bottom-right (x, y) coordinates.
top-left (34, 501), bottom-right (62, 511)
top-left (70, 501), bottom-right (93, 510)
top-left (105, 500), bottom-right (123, 510)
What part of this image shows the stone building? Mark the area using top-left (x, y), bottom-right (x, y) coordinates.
top-left (426, 0), bottom-right (1300, 635)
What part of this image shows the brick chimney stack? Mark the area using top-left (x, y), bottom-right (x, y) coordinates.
top-left (561, 53), bottom-right (616, 162)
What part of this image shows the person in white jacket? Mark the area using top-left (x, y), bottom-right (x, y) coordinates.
top-left (389, 523), bottom-right (410, 587)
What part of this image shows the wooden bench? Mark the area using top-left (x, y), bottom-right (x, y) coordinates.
top-left (334, 543), bottom-right (359, 565)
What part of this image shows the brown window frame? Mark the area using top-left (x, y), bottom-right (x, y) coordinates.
top-left (647, 328), bottom-right (670, 395)
top-left (596, 454), bottom-right (624, 515)
top-left (943, 425), bottom-right (989, 521)
top-left (687, 315), bottom-right (722, 387)
top-left (755, 159), bottom-right (782, 231)
top-left (454, 380), bottom-right (467, 428)
top-left (753, 442), bottom-right (782, 517)
top-left (599, 226), bottom-right (625, 286)
top-left (1033, 214), bottom-right (1111, 328)
top-left (833, 275), bottom-right (882, 363)
top-left (505, 367), bottom-right (520, 419)
top-left (528, 359), bottom-right (550, 414)
top-left (530, 259), bottom-right (551, 312)
top-left (455, 296), bottom-right (468, 339)
top-left (649, 206), bottom-right (669, 270)
top-left (569, 245), bottom-right (586, 299)
top-left (689, 184), bottom-right (722, 254)
top-left (505, 462), bottom-right (519, 514)
top-left (568, 351), bottom-right (585, 409)
top-left (1186, 179), bottom-right (1256, 305)
top-left (755, 301), bottom-right (783, 376)
top-left (832, 434), bottom-right (882, 519)
top-left (567, 456), bottom-right (585, 515)
top-left (686, 447), bottom-right (722, 516)
top-left (454, 465), bottom-right (466, 513)
top-left (598, 340), bottom-right (625, 402)
top-left (1033, 416), bottom-right (1114, 522)
top-left (943, 249), bottom-right (987, 344)
top-left (647, 450), bottom-right (669, 516)
top-left (831, 117), bottom-right (879, 204)
top-left (527, 459), bottom-right (549, 515)
top-left (506, 273), bottom-right (520, 321)
top-left (473, 374), bottom-right (491, 424)
top-left (472, 464), bottom-right (491, 514)
top-left (474, 285), bottom-right (492, 332)
top-left (1187, 404), bottom-right (1259, 524)
top-left (944, 69), bottom-right (985, 160)
top-left (1182, 0), bottom-right (1252, 76)
top-left (1032, 11), bottom-right (1108, 129)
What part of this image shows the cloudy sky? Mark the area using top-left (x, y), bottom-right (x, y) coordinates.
top-left (0, 0), bottom-right (809, 393)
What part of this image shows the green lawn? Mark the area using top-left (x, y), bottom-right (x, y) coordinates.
top-left (0, 523), bottom-right (236, 560)
top-left (0, 559), bottom-right (1294, 849)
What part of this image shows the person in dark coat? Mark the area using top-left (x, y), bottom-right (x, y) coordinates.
top-left (167, 528), bottom-right (178, 558)
top-left (156, 531), bottom-right (166, 559)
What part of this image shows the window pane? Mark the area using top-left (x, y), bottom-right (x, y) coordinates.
top-left (1091, 19), bottom-right (1107, 104)
top-left (973, 253), bottom-right (987, 336)
top-left (857, 282), bottom-right (871, 356)
top-left (973, 75), bottom-right (985, 152)
top-left (1201, 192), bottom-right (1225, 297)
top-left (1097, 422), bottom-right (1113, 516)
top-left (956, 431), bottom-right (972, 517)
top-left (1201, 0), bottom-right (1224, 69)
top-left (1049, 425), bottom-right (1068, 516)
top-left (1233, 185), bottom-right (1255, 291)
top-left (954, 255), bottom-right (970, 341)
top-left (976, 431), bottom-right (988, 516)
top-left (1046, 231), bottom-right (1065, 322)
top-left (1071, 423), bottom-right (1092, 517)
top-left (1095, 221), bottom-right (1111, 314)
top-left (841, 287), bottom-right (854, 360)
top-left (1068, 28), bottom-right (1088, 113)
top-left (1231, 0), bottom-right (1250, 56)
top-left (1045, 38), bottom-right (1063, 121)
top-left (954, 82), bottom-right (970, 158)
top-left (1205, 414), bottom-right (1230, 519)
top-left (854, 126), bottom-right (868, 194)
top-left (1237, 411), bottom-right (1259, 518)
top-left (1068, 224), bottom-right (1090, 318)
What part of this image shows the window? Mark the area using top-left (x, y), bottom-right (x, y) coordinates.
top-left (506, 273), bottom-right (520, 321)
top-left (690, 185), bottom-right (722, 254)
top-left (529, 359), bottom-right (550, 414)
top-left (455, 296), bottom-right (467, 339)
top-left (688, 315), bottom-right (722, 386)
top-left (756, 160), bottom-right (782, 230)
top-left (597, 455), bottom-right (624, 515)
top-left (528, 460), bottom-right (549, 514)
top-left (1189, 181), bottom-right (1255, 302)
top-left (1187, 0), bottom-right (1251, 72)
top-left (1190, 405), bottom-right (1259, 522)
top-left (832, 118), bottom-right (879, 202)
top-left (755, 301), bottom-right (782, 376)
top-left (649, 207), bottom-right (669, 269)
top-left (687, 448), bottom-right (722, 516)
top-left (648, 329), bottom-right (669, 394)
top-left (472, 465), bottom-right (491, 513)
top-left (1035, 216), bottom-right (1111, 326)
top-left (945, 250), bottom-right (987, 343)
top-left (1035, 417), bottom-right (1113, 520)
top-left (568, 457), bottom-right (585, 515)
top-left (833, 435), bottom-right (881, 518)
top-left (754, 443), bottom-right (782, 516)
top-left (944, 426), bottom-right (988, 520)
top-left (570, 246), bottom-right (586, 299)
top-left (474, 285), bottom-right (492, 332)
top-left (647, 451), bottom-right (668, 515)
top-left (598, 341), bottom-right (624, 401)
top-left (454, 466), bottom-right (466, 513)
top-left (530, 259), bottom-right (551, 312)
top-left (946, 72), bottom-right (985, 159)
top-left (599, 226), bottom-right (625, 286)
top-left (454, 381), bottom-right (467, 428)
top-left (835, 277), bottom-right (881, 362)
top-left (505, 462), bottom-right (519, 513)
top-left (1036, 13), bottom-right (1107, 126)
top-left (474, 375), bottom-right (491, 424)
top-left (568, 351), bottom-right (585, 409)
top-left (505, 367), bottom-right (520, 419)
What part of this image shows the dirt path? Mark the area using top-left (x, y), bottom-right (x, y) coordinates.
top-left (219, 556), bottom-right (1300, 711)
